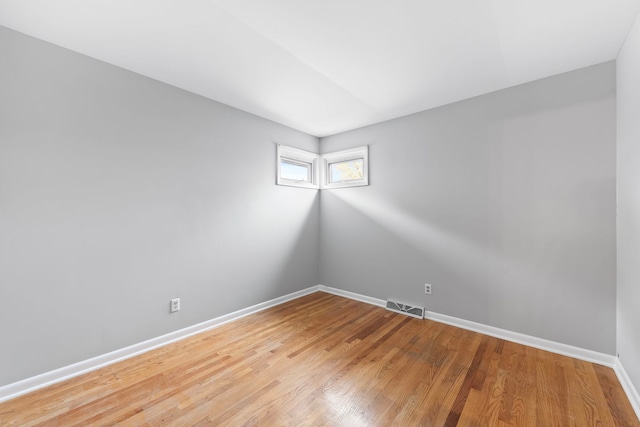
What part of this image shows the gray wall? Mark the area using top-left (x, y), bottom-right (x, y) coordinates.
top-left (617, 13), bottom-right (640, 394)
top-left (320, 62), bottom-right (617, 354)
top-left (0, 26), bottom-right (320, 387)
top-left (0, 22), bottom-right (624, 389)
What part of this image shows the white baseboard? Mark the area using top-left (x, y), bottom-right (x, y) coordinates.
top-left (3, 284), bottom-right (632, 414)
top-left (318, 285), bottom-right (616, 367)
top-left (318, 285), bottom-right (386, 307)
top-left (615, 358), bottom-right (640, 421)
top-left (424, 311), bottom-right (616, 367)
top-left (0, 285), bottom-right (321, 404)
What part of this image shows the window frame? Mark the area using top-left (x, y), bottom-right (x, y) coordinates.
top-left (276, 144), bottom-right (319, 189)
top-left (321, 146), bottom-right (369, 189)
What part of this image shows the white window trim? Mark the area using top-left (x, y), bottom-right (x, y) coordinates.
top-left (321, 146), bottom-right (369, 189)
top-left (276, 144), bottom-right (319, 189)
top-left (276, 144), bottom-right (369, 190)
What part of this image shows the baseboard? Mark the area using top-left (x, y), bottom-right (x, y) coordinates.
top-left (317, 285), bottom-right (616, 367)
top-left (614, 358), bottom-right (640, 421)
top-left (424, 311), bottom-right (616, 367)
top-left (1, 284), bottom-right (626, 407)
top-left (318, 285), bottom-right (386, 307)
top-left (0, 285), bottom-right (321, 404)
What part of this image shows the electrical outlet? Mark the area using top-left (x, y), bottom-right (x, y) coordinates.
top-left (424, 284), bottom-right (432, 295)
top-left (170, 298), bottom-right (180, 313)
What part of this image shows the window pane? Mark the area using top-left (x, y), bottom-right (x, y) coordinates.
top-left (329, 158), bottom-right (364, 182)
top-left (281, 159), bottom-right (310, 182)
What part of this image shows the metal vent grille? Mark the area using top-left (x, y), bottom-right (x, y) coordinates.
top-left (385, 299), bottom-right (425, 319)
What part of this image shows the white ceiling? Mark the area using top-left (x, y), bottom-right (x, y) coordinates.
top-left (1, 1), bottom-right (639, 137)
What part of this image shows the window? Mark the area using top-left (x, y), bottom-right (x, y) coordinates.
top-left (276, 144), bottom-right (369, 190)
top-left (281, 159), bottom-right (311, 182)
top-left (329, 158), bottom-right (364, 183)
top-left (276, 145), bottom-right (319, 189)
top-left (322, 146), bottom-right (369, 189)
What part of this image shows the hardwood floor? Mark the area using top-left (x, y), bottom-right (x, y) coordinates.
top-left (1, 292), bottom-right (637, 426)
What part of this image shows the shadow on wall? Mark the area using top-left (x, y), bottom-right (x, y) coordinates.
top-left (195, 185), bottom-right (321, 315)
top-left (321, 188), bottom-right (567, 328)
top-left (321, 189), bottom-right (484, 315)
top-left (271, 190), bottom-right (321, 297)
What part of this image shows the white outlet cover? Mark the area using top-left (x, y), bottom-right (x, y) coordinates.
top-left (170, 298), bottom-right (180, 313)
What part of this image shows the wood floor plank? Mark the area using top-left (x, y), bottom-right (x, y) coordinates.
top-left (1, 292), bottom-right (638, 426)
top-left (458, 339), bottom-right (505, 427)
top-left (594, 363), bottom-right (640, 427)
top-left (444, 335), bottom-right (489, 425)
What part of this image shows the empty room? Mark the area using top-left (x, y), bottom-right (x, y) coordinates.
top-left (1, 1), bottom-right (640, 425)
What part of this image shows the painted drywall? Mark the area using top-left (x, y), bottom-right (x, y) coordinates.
top-left (320, 62), bottom-right (617, 354)
top-left (617, 12), bottom-right (640, 396)
top-left (0, 26), bottom-right (320, 387)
